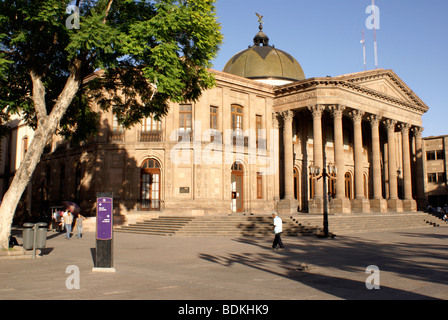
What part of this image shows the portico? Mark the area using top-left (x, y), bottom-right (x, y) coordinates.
top-left (274, 69), bottom-right (428, 214)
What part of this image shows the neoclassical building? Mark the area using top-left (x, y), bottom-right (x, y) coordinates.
top-left (28, 24), bottom-right (428, 222)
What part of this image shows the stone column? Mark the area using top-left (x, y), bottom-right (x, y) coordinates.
top-left (283, 110), bottom-right (295, 200)
top-left (272, 113), bottom-right (280, 204)
top-left (384, 119), bottom-right (403, 212)
top-left (308, 105), bottom-right (324, 213)
top-left (412, 127), bottom-right (426, 209)
top-left (277, 110), bottom-right (297, 214)
top-left (350, 110), bottom-right (369, 213)
top-left (368, 115), bottom-right (387, 212)
top-left (329, 105), bottom-right (350, 213)
top-left (400, 123), bottom-right (417, 211)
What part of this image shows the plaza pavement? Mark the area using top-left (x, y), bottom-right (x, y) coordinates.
top-left (1, 225), bottom-right (448, 301)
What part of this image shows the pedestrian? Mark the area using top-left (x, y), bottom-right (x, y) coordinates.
top-left (74, 213), bottom-right (85, 239)
top-left (272, 212), bottom-right (285, 249)
top-left (60, 210), bottom-right (73, 239)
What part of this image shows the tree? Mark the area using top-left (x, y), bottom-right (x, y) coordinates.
top-left (0, 0), bottom-right (222, 249)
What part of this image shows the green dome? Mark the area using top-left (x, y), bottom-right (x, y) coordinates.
top-left (223, 27), bottom-right (305, 84)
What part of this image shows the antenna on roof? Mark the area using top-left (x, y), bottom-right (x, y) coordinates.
top-left (361, 30), bottom-right (367, 71)
top-left (372, 0), bottom-right (379, 69)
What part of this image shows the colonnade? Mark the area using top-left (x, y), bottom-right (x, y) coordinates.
top-left (279, 105), bottom-right (423, 213)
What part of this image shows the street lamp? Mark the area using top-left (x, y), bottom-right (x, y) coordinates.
top-left (309, 164), bottom-right (337, 238)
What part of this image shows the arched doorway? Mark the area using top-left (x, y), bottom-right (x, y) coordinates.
top-left (141, 159), bottom-right (161, 211)
top-left (231, 162), bottom-right (244, 213)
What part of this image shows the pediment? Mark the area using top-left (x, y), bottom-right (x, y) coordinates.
top-left (357, 77), bottom-right (412, 103)
top-left (336, 69), bottom-right (428, 111)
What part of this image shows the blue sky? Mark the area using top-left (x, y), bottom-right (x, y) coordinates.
top-left (211, 0), bottom-right (448, 138)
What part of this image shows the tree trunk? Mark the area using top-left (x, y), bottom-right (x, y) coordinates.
top-left (0, 68), bottom-right (81, 249)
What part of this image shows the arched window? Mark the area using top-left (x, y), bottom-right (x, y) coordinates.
top-left (345, 172), bottom-right (353, 199)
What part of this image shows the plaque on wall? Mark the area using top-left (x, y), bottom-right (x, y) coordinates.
top-left (179, 187), bottom-right (190, 194)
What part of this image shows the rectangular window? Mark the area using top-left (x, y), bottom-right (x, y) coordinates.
top-left (428, 173), bottom-right (437, 183)
top-left (231, 105), bottom-right (243, 135)
top-left (427, 151), bottom-right (436, 161)
top-left (142, 115), bottom-right (161, 132)
top-left (179, 104), bottom-right (192, 131)
top-left (437, 173), bottom-right (446, 183)
top-left (256, 115), bottom-right (262, 148)
top-left (112, 115), bottom-right (124, 132)
top-left (436, 150), bottom-right (445, 160)
top-left (210, 106), bottom-right (218, 130)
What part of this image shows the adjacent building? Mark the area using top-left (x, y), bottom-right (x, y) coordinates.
top-left (422, 135), bottom-right (448, 208)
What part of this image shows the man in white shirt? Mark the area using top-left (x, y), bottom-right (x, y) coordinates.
top-left (272, 212), bottom-right (285, 249)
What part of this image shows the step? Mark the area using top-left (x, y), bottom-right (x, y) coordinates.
top-left (113, 213), bottom-right (439, 237)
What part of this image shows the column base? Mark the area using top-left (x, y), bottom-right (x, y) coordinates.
top-left (277, 198), bottom-right (299, 215)
top-left (402, 199), bottom-right (417, 212)
top-left (329, 198), bottom-right (351, 214)
top-left (351, 198), bottom-right (371, 213)
top-left (370, 198), bottom-right (388, 213)
top-left (387, 199), bottom-right (403, 213)
top-left (308, 198), bottom-right (323, 214)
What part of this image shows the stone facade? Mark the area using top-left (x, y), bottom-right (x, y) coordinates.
top-left (29, 67), bottom-right (428, 223)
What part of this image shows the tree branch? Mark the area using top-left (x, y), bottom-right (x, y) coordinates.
top-left (103, 0), bottom-right (114, 24)
top-left (29, 70), bottom-right (48, 121)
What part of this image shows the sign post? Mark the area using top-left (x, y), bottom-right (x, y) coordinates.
top-left (93, 192), bottom-right (115, 272)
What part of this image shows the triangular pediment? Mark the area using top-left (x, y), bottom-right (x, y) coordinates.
top-left (357, 77), bottom-right (412, 102)
top-left (335, 69), bottom-right (428, 111)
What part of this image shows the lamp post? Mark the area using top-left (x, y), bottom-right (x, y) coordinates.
top-left (310, 164), bottom-right (337, 238)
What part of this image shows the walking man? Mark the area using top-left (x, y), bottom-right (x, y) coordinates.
top-left (272, 212), bottom-right (285, 249)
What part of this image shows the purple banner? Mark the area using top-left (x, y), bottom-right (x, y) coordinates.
top-left (96, 197), bottom-right (113, 240)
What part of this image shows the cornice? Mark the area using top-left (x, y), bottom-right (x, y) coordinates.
top-left (273, 70), bottom-right (429, 114)
top-left (210, 69), bottom-right (276, 96)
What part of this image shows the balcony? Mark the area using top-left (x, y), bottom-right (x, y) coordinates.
top-left (140, 131), bottom-right (162, 142)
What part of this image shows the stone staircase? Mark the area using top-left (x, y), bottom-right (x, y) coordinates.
top-left (114, 212), bottom-right (443, 237)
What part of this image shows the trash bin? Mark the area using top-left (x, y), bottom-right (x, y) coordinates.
top-left (36, 222), bottom-right (48, 249)
top-left (22, 223), bottom-right (34, 250)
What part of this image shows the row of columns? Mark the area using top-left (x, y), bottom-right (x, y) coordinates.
top-left (280, 105), bottom-right (421, 213)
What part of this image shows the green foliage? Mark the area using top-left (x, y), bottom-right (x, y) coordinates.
top-left (0, 0), bottom-right (223, 138)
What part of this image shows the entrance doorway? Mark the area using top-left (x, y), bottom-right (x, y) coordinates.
top-left (141, 159), bottom-right (161, 211)
top-left (231, 162), bottom-right (244, 213)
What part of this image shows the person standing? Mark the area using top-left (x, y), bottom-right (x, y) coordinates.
top-left (60, 211), bottom-right (73, 239)
top-left (272, 212), bottom-right (285, 249)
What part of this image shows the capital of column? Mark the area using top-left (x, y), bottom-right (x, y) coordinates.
top-left (367, 114), bottom-right (382, 127)
top-left (308, 105), bottom-right (324, 118)
top-left (411, 126), bottom-right (424, 138)
top-left (349, 110), bottom-right (365, 123)
top-left (281, 110), bottom-right (294, 123)
top-left (328, 105), bottom-right (346, 118)
top-left (399, 123), bottom-right (411, 134)
top-left (383, 119), bottom-right (397, 132)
